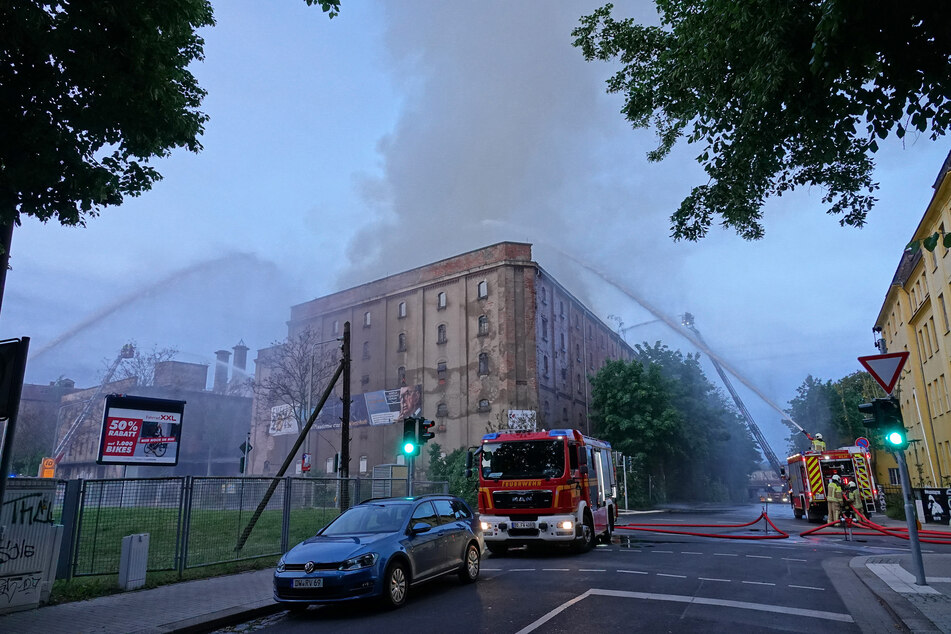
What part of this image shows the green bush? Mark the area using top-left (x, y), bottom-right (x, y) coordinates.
top-left (885, 491), bottom-right (905, 521)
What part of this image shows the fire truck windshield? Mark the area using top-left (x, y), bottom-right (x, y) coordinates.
top-left (481, 440), bottom-right (564, 479)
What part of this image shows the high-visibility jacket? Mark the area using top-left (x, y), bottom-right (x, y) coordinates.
top-left (845, 488), bottom-right (861, 510)
top-left (812, 439), bottom-right (826, 451)
top-left (827, 481), bottom-right (843, 504)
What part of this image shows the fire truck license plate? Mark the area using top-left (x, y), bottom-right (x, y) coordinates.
top-left (512, 521), bottom-right (535, 529)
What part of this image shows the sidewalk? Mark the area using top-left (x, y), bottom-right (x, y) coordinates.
top-left (0, 568), bottom-right (280, 634)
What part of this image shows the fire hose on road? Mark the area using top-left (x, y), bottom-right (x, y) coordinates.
top-left (801, 504), bottom-right (951, 544)
top-left (615, 510), bottom-right (790, 540)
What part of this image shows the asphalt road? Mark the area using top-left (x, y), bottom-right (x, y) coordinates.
top-left (221, 503), bottom-right (944, 633)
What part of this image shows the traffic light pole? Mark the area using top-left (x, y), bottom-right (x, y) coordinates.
top-left (407, 455), bottom-right (415, 497)
top-left (895, 449), bottom-right (927, 585)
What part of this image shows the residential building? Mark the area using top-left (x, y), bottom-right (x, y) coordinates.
top-left (249, 242), bottom-right (633, 478)
top-left (872, 150), bottom-right (951, 488)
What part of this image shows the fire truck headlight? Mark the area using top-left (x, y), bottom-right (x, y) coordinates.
top-left (558, 520), bottom-right (573, 530)
top-left (480, 521), bottom-right (491, 531)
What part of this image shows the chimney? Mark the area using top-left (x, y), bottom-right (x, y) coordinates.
top-left (232, 339), bottom-right (249, 373)
top-left (213, 349), bottom-right (231, 393)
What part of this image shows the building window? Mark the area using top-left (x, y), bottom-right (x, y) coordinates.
top-left (543, 400), bottom-right (550, 419)
top-left (326, 457), bottom-right (335, 474)
top-left (437, 361), bottom-right (447, 384)
top-left (543, 355), bottom-right (549, 377)
top-left (561, 332), bottom-right (566, 351)
top-left (940, 294), bottom-right (950, 333)
top-left (560, 301), bottom-right (565, 317)
top-left (589, 352), bottom-right (594, 369)
top-left (576, 344), bottom-right (581, 362)
top-left (398, 366), bottom-right (406, 386)
top-left (359, 455), bottom-right (368, 473)
top-left (398, 301), bottom-right (407, 319)
top-left (478, 353), bottom-right (489, 375)
top-left (361, 374), bottom-right (369, 386)
top-left (561, 367), bottom-right (567, 382)
top-left (362, 341), bottom-right (370, 360)
top-left (477, 280), bottom-right (488, 299)
top-left (478, 399), bottom-right (491, 412)
top-left (398, 333), bottom-right (407, 352)
top-left (437, 324), bottom-right (447, 344)
top-left (562, 407), bottom-right (568, 422)
top-left (540, 287), bottom-right (547, 304)
top-left (332, 320), bottom-right (339, 336)
top-left (364, 311), bottom-right (371, 327)
top-left (437, 291), bottom-right (447, 310)
top-left (437, 402), bottom-right (449, 417)
top-left (541, 317), bottom-right (548, 341)
top-left (478, 315), bottom-right (489, 336)
top-left (577, 374), bottom-right (582, 393)
top-left (888, 468), bottom-right (900, 485)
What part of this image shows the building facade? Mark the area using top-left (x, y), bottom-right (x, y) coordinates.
top-left (873, 150), bottom-right (951, 488)
top-left (250, 242), bottom-right (633, 478)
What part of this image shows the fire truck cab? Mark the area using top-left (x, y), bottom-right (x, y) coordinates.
top-left (786, 446), bottom-right (877, 522)
top-left (472, 429), bottom-right (617, 554)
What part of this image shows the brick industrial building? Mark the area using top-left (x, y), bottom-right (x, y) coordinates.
top-left (250, 242), bottom-right (633, 478)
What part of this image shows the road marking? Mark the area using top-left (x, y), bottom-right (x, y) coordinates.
top-left (742, 581), bottom-right (775, 586)
top-left (542, 568), bottom-right (570, 571)
top-left (681, 551), bottom-right (703, 555)
top-left (515, 589), bottom-right (854, 633)
top-left (782, 558), bottom-right (807, 562)
top-left (510, 568), bottom-right (536, 572)
top-left (653, 550), bottom-right (674, 553)
top-left (657, 573), bottom-right (687, 578)
top-left (699, 578), bottom-right (730, 582)
top-left (745, 555), bottom-right (771, 559)
top-left (789, 584), bottom-right (824, 591)
top-left (482, 568), bottom-right (502, 571)
top-left (579, 569), bottom-right (606, 572)
top-left (618, 570), bottom-right (648, 575)
top-left (713, 553), bottom-right (737, 557)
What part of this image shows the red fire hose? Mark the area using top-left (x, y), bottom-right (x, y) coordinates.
top-left (615, 511), bottom-right (789, 540)
top-left (800, 505), bottom-right (951, 544)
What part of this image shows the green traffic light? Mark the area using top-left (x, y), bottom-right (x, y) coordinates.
top-left (402, 441), bottom-right (417, 454)
top-left (886, 431), bottom-right (905, 446)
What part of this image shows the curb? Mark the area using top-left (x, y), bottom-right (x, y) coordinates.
top-left (164, 600), bottom-right (285, 633)
top-left (848, 555), bottom-right (938, 633)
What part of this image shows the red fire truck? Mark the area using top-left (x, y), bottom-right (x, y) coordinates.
top-left (785, 446), bottom-right (877, 522)
top-left (469, 428), bottom-right (617, 554)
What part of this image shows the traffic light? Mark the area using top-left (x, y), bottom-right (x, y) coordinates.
top-left (401, 417), bottom-right (419, 456)
top-left (858, 397), bottom-right (907, 450)
top-left (419, 418), bottom-right (436, 444)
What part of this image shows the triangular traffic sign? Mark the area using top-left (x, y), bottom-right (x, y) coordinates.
top-left (858, 351), bottom-right (910, 394)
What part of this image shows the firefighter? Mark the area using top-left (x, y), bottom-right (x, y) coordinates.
top-left (811, 433), bottom-right (826, 452)
top-left (827, 474), bottom-right (843, 524)
top-left (844, 481), bottom-right (861, 520)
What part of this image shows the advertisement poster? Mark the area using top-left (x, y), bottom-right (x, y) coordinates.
top-left (269, 403), bottom-right (299, 436)
top-left (922, 488), bottom-right (951, 525)
top-left (97, 395), bottom-right (185, 466)
top-left (314, 385), bottom-right (421, 430)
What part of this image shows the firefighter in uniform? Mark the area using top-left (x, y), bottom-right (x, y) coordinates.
top-left (811, 433), bottom-right (826, 452)
top-left (827, 474), bottom-right (843, 524)
top-left (844, 481), bottom-right (861, 519)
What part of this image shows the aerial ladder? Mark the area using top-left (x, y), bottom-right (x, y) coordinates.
top-left (51, 343), bottom-right (135, 464)
top-left (680, 313), bottom-right (807, 477)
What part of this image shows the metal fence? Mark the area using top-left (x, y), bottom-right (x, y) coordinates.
top-left (62, 476), bottom-right (449, 578)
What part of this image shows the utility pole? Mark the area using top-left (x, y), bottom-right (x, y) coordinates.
top-left (340, 322), bottom-right (351, 510)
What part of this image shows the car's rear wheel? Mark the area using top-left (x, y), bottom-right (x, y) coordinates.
top-left (458, 542), bottom-right (480, 583)
top-left (382, 561), bottom-right (409, 609)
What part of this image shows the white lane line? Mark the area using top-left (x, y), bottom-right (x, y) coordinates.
top-left (482, 568), bottom-right (502, 571)
top-left (514, 588), bottom-right (854, 633)
top-left (699, 578), bottom-right (731, 582)
top-left (653, 550), bottom-right (674, 553)
top-left (782, 558), bottom-right (807, 562)
top-left (542, 568), bottom-right (570, 571)
top-left (618, 570), bottom-right (648, 575)
top-left (742, 581), bottom-right (776, 586)
top-left (657, 573), bottom-right (687, 578)
top-left (745, 555), bottom-right (771, 559)
top-left (713, 553), bottom-right (738, 557)
top-left (510, 568), bottom-right (536, 572)
top-left (789, 584), bottom-right (824, 591)
top-left (579, 569), bottom-right (606, 572)
top-left (681, 551), bottom-right (703, 555)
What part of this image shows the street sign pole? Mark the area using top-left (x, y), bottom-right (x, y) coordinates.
top-left (895, 449), bottom-right (927, 585)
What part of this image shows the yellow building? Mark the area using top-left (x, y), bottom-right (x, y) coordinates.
top-left (873, 151), bottom-right (951, 488)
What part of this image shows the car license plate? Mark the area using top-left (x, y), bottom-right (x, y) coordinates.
top-left (512, 521), bottom-right (534, 529)
top-left (293, 578), bottom-right (323, 588)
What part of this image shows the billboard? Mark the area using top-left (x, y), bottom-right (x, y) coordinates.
top-left (268, 403), bottom-right (299, 436)
top-left (97, 395), bottom-right (185, 466)
top-left (315, 385), bottom-right (421, 430)
top-left (508, 409), bottom-right (537, 431)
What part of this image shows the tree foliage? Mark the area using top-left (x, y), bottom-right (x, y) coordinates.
top-left (590, 342), bottom-right (759, 506)
top-left (426, 443), bottom-right (477, 508)
top-left (573, 2), bottom-right (951, 241)
top-left (783, 371), bottom-right (880, 455)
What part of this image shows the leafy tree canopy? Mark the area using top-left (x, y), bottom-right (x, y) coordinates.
top-left (573, 2), bottom-right (951, 241)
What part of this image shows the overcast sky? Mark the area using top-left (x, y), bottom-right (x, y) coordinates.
top-left (6, 1), bottom-right (948, 457)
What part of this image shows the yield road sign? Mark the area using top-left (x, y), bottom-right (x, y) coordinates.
top-left (858, 351), bottom-right (910, 394)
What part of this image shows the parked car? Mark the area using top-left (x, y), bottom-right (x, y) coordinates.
top-left (274, 494), bottom-right (483, 609)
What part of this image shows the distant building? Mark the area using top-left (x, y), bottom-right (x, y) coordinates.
top-left (250, 242), bottom-right (633, 478)
top-left (872, 150), bottom-right (951, 488)
top-left (46, 346), bottom-right (253, 480)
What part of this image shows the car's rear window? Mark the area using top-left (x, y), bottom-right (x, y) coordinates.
top-left (320, 503), bottom-right (411, 535)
